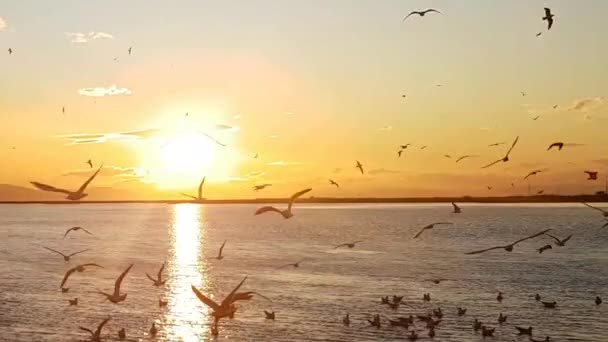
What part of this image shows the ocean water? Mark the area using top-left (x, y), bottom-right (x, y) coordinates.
top-left (0, 203), bottom-right (606, 342)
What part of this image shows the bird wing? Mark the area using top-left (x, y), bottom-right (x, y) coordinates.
top-left (452, 202), bottom-right (460, 210)
top-left (403, 12), bottom-right (419, 21)
top-left (114, 263), bottom-right (134, 294)
top-left (79, 327), bottom-right (94, 336)
top-left (548, 18), bottom-right (553, 29)
top-left (544, 8), bottom-right (551, 16)
top-left (30, 182), bottom-right (72, 194)
top-left (218, 240), bottom-right (227, 257)
top-left (424, 9), bottom-right (442, 15)
top-left (255, 206), bottom-right (283, 216)
top-left (456, 156), bottom-right (467, 163)
top-left (288, 188), bottom-right (312, 211)
top-left (464, 245), bottom-right (506, 255)
top-left (80, 228), bottom-right (93, 235)
top-left (43, 246), bottom-right (66, 258)
top-left (545, 234), bottom-right (561, 244)
top-left (562, 234), bottom-right (573, 243)
top-left (511, 228), bottom-right (552, 246)
top-left (67, 249), bottom-right (90, 257)
top-left (198, 176), bottom-right (206, 199)
top-left (76, 164), bottom-right (103, 193)
top-left (60, 267), bottom-right (78, 288)
top-left (603, 221), bottom-right (608, 228)
top-left (145, 273), bottom-right (157, 283)
top-left (180, 193), bottom-right (198, 200)
top-left (95, 317), bottom-right (111, 335)
top-left (505, 136), bottom-right (519, 156)
top-left (81, 263), bottom-right (103, 268)
top-left (222, 276), bottom-right (248, 306)
top-left (413, 227), bottom-right (428, 239)
top-left (481, 159), bottom-right (502, 169)
top-left (233, 291), bottom-right (272, 303)
top-left (547, 143), bottom-right (559, 151)
top-left (334, 243), bottom-right (348, 249)
top-left (201, 132), bottom-right (226, 147)
top-left (582, 202), bottom-right (608, 213)
top-left (524, 172), bottom-right (534, 180)
top-left (63, 227), bottom-right (76, 238)
top-left (157, 263), bottom-right (165, 280)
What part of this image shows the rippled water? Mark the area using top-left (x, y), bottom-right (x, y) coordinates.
top-left (0, 203), bottom-right (607, 341)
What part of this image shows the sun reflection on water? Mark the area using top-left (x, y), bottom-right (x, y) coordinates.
top-left (165, 204), bottom-right (209, 341)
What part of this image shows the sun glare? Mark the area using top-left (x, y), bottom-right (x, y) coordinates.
top-left (161, 133), bottom-right (216, 174)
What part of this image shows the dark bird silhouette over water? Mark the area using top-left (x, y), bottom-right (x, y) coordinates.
top-left (79, 317), bottom-right (110, 342)
top-left (516, 326), bottom-right (533, 336)
top-left (356, 160), bottom-right (364, 174)
top-left (334, 240), bottom-right (363, 249)
top-left (414, 222), bottom-right (453, 239)
top-left (452, 202), bottom-right (461, 213)
top-left (543, 8), bottom-right (555, 30)
top-left (69, 298), bottom-right (78, 306)
top-left (465, 229), bottom-right (551, 255)
top-left (181, 176), bottom-right (205, 201)
top-left (403, 9), bottom-right (442, 21)
top-left (96, 263), bottom-right (133, 303)
top-left (43, 247), bottom-right (90, 262)
top-left (64, 226), bottom-right (93, 238)
top-left (60, 263), bottom-right (103, 288)
top-left (277, 258), bottom-right (307, 269)
top-left (253, 184), bottom-right (272, 191)
top-left (542, 301), bottom-right (557, 308)
top-left (596, 296), bottom-right (602, 305)
top-left (146, 263), bottom-right (166, 286)
top-left (216, 240), bottom-right (227, 260)
top-left (538, 244), bottom-right (552, 254)
top-left (582, 202), bottom-right (608, 217)
top-left (191, 276), bottom-right (248, 335)
top-left (584, 171), bottom-right (598, 180)
top-left (264, 311), bottom-right (276, 320)
top-left (31, 164), bottom-right (103, 200)
top-left (343, 313), bottom-right (350, 326)
top-left (498, 313), bottom-right (507, 324)
top-left (524, 169), bottom-right (546, 180)
top-left (482, 136), bottom-right (519, 168)
top-left (255, 188), bottom-right (312, 219)
top-left (118, 328), bottom-right (126, 340)
top-left (536, 32), bottom-right (543, 37)
top-left (547, 142), bottom-right (563, 151)
top-left (398, 150), bottom-right (403, 158)
top-left (329, 179), bottom-right (340, 188)
top-left (546, 234), bottom-right (572, 246)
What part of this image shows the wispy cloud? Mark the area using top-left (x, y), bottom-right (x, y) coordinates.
top-left (244, 171), bottom-right (266, 178)
top-left (78, 85), bottom-right (131, 97)
top-left (568, 97), bottom-right (605, 112)
top-left (57, 129), bottom-right (160, 145)
top-left (0, 17), bottom-right (7, 31)
top-left (66, 31), bottom-right (113, 44)
top-left (379, 126), bottom-right (393, 132)
top-left (266, 160), bottom-right (303, 166)
top-left (62, 165), bottom-right (148, 181)
top-left (368, 168), bottom-right (402, 175)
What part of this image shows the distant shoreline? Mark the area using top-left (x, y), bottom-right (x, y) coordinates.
top-left (1, 194), bottom-right (607, 204)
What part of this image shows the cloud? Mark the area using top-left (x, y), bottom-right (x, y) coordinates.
top-left (66, 31), bottom-right (113, 44)
top-left (0, 17), bottom-right (7, 31)
top-left (379, 126), bottom-right (392, 132)
top-left (62, 166), bottom-right (148, 181)
top-left (244, 171), bottom-right (266, 178)
top-left (568, 97), bottom-right (605, 112)
top-left (57, 128), bottom-right (161, 145)
top-left (78, 85), bottom-right (131, 97)
top-left (368, 168), bottom-right (402, 175)
top-left (266, 160), bottom-right (303, 166)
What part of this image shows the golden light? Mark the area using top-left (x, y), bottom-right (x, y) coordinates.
top-left (161, 133), bottom-right (217, 175)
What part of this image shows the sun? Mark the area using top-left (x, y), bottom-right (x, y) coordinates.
top-left (161, 133), bottom-right (216, 174)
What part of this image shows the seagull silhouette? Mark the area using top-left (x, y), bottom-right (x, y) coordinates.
top-left (482, 136), bottom-right (519, 169)
top-left (191, 276), bottom-right (248, 335)
top-left (400, 144), bottom-right (411, 149)
top-left (521, 91), bottom-right (526, 97)
top-left (584, 171), bottom-right (598, 180)
top-left (146, 263), bottom-right (166, 286)
top-left (538, 244), bottom-right (552, 254)
top-left (532, 115), bottom-right (541, 120)
top-left (403, 9), bottom-right (442, 21)
top-left (414, 222), bottom-right (453, 239)
top-left (465, 229), bottom-right (551, 255)
top-left (488, 142), bottom-right (505, 147)
top-left (255, 188), bottom-right (311, 219)
top-left (329, 179), bottom-right (340, 188)
top-left (96, 263), bottom-right (133, 303)
top-left (356, 160), bottom-right (364, 174)
top-left (542, 7), bottom-right (554, 30)
top-left (216, 240), bottom-right (227, 260)
top-left (253, 184), bottom-right (272, 191)
top-left (31, 164), bottom-right (103, 200)
top-left (8, 48), bottom-right (13, 55)
top-left (582, 202), bottom-right (608, 217)
top-left (128, 46), bottom-right (132, 55)
top-left (398, 150), bottom-right (403, 158)
top-left (277, 258), bottom-right (307, 269)
top-left (43, 247), bottom-right (90, 262)
top-left (62, 106), bottom-right (66, 114)
top-left (86, 159), bottom-right (93, 168)
top-left (334, 240), bottom-right (363, 249)
top-left (456, 155), bottom-right (478, 163)
top-left (64, 226), bottom-right (93, 238)
top-left (547, 142), bottom-right (563, 151)
top-left (60, 263), bottom-right (103, 288)
top-left (79, 317), bottom-right (110, 342)
top-left (536, 32), bottom-right (543, 37)
top-left (524, 169), bottom-right (547, 180)
top-left (452, 202), bottom-right (461, 213)
top-left (546, 234), bottom-right (572, 246)
top-left (180, 176), bottom-right (205, 201)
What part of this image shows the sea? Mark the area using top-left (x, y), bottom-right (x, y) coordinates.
top-left (0, 203), bottom-right (606, 341)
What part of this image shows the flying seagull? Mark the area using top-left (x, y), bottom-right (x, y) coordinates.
top-left (86, 159), bottom-right (93, 168)
top-left (62, 106), bottom-right (66, 114)
top-left (31, 164), bottom-right (103, 200)
top-left (191, 276), bottom-right (248, 335)
top-left (532, 115), bottom-right (541, 120)
top-left (8, 48), bottom-right (12, 55)
top-left (444, 154), bottom-right (452, 159)
top-left (465, 229), bottom-right (551, 255)
top-left (96, 263), bottom-right (133, 303)
top-left (524, 169), bottom-right (546, 180)
top-left (542, 8), bottom-right (554, 30)
top-left (553, 104), bottom-right (559, 109)
top-left (398, 150), bottom-right (403, 158)
top-left (400, 144), bottom-right (411, 149)
top-left (488, 142), bottom-right (505, 147)
top-left (254, 188), bottom-right (312, 219)
top-left (546, 234), bottom-right (572, 246)
top-left (216, 240), bottom-right (227, 260)
top-left (181, 176), bottom-right (206, 201)
top-left (482, 136), bottom-right (519, 169)
top-left (538, 244), bottom-right (552, 254)
top-left (420, 145), bottom-right (427, 150)
top-left (253, 184), bottom-right (272, 191)
top-left (128, 46), bottom-right (132, 55)
top-left (356, 160), bottom-right (364, 174)
top-left (79, 317), bottom-right (110, 342)
top-left (581, 202), bottom-right (608, 217)
top-left (403, 9), bottom-right (442, 22)
top-left (145, 263), bottom-right (166, 286)
top-left (547, 142), bottom-right (563, 151)
top-left (60, 263), bottom-right (103, 288)
top-left (536, 32), bottom-right (542, 37)
top-left (452, 202), bottom-right (461, 213)
top-left (43, 247), bottom-right (90, 262)
top-left (414, 222), bottom-right (453, 239)
top-left (584, 171), bottom-right (598, 180)
top-left (64, 226), bottom-right (93, 238)
top-left (329, 179), bottom-right (340, 188)
top-left (456, 155), bottom-right (478, 163)
top-left (334, 240), bottom-right (363, 249)
top-left (277, 258), bottom-right (307, 269)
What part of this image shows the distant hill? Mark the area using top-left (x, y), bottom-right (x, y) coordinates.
top-left (0, 184), bottom-right (165, 201)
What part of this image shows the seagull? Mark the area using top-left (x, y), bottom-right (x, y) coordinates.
top-left (128, 46), bottom-right (132, 55)
top-left (216, 240), bottom-right (227, 260)
top-left (413, 222), bottom-right (453, 239)
top-left (403, 9), bottom-right (442, 22)
top-left (191, 276), bottom-right (248, 335)
top-left (582, 202), bottom-right (608, 217)
top-left (400, 144), bottom-right (411, 149)
top-left (254, 188), bottom-right (312, 219)
top-left (159, 299), bottom-right (168, 307)
top-left (584, 171), bottom-right (598, 180)
top-left (334, 240), bottom-right (363, 249)
top-left (521, 91), bottom-right (526, 97)
top-left (488, 142), bottom-right (505, 147)
top-left (482, 136), bottom-right (519, 168)
top-left (264, 311), bottom-right (276, 320)
top-left (420, 145), bottom-right (427, 150)
top-left (524, 169), bottom-right (546, 180)
top-left (596, 296), bottom-right (602, 305)
top-left (118, 328), bottom-right (126, 340)
top-left (452, 202), bottom-right (461, 213)
top-left (43, 247), bottom-right (90, 262)
top-left (456, 155), bottom-right (478, 163)
top-left (532, 115), bottom-right (541, 120)
top-left (498, 313), bottom-right (507, 324)
top-left (329, 179), bottom-right (340, 188)
top-left (145, 263), bottom-right (166, 286)
top-left (497, 291), bottom-right (504, 302)
top-left (64, 226), bottom-right (93, 238)
top-left (60, 263), bottom-right (103, 288)
top-left (8, 48), bottom-right (13, 54)
top-left (31, 164), bottom-right (103, 200)
top-left (62, 106), bottom-right (66, 114)
top-left (253, 184), bottom-right (272, 191)
top-left (547, 142), bottom-right (564, 151)
top-left (536, 32), bottom-right (543, 37)
top-left (465, 228), bottom-right (551, 254)
top-left (398, 150), bottom-right (403, 158)
top-left (487, 186), bottom-right (493, 190)
top-left (277, 258), bottom-right (307, 269)
top-left (538, 244), bottom-right (552, 254)
top-left (444, 154), bottom-right (452, 159)
top-left (536, 190), bottom-right (544, 195)
top-left (542, 301), bottom-right (557, 308)
top-left (180, 176), bottom-right (205, 201)
top-left (542, 8), bottom-right (554, 30)
top-left (96, 263), bottom-right (133, 303)
top-left (356, 160), bottom-right (364, 174)
top-left (69, 298), bottom-right (78, 306)
top-left (535, 294), bottom-right (542, 301)
top-left (79, 317), bottom-right (110, 342)
top-left (149, 323), bottom-right (157, 337)
top-left (553, 104), bottom-right (559, 109)
top-left (546, 234), bottom-right (572, 246)
top-left (457, 307), bottom-right (467, 316)
top-left (343, 313), bottom-right (350, 326)
top-left (86, 159), bottom-right (93, 168)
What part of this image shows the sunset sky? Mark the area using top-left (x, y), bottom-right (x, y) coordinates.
top-left (1, 1), bottom-right (608, 199)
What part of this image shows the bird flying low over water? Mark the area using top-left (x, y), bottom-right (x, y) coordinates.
top-left (146, 263), bottom-right (166, 286)
top-left (582, 202), bottom-right (608, 217)
top-left (60, 263), bottom-right (103, 288)
top-left (356, 160), bottom-right (364, 174)
top-left (329, 179), bottom-right (340, 188)
top-left (584, 171), bottom-right (598, 180)
top-left (31, 164), bottom-right (103, 200)
top-left (543, 8), bottom-right (555, 30)
top-left (334, 240), bottom-right (363, 249)
top-left (538, 244), bottom-right (552, 254)
top-left (524, 169), bottom-right (547, 180)
top-left (546, 234), bottom-right (572, 246)
top-left (403, 9), bottom-right (442, 21)
top-left (216, 240), bottom-right (227, 260)
top-left (456, 155), bottom-right (478, 163)
top-left (96, 263), bottom-right (133, 303)
top-left (488, 142), bottom-right (505, 147)
top-left (180, 176), bottom-right (205, 201)
top-left (254, 188), bottom-right (312, 219)
top-left (43, 247), bottom-right (90, 262)
top-left (277, 258), bottom-right (307, 269)
top-left (547, 142), bottom-right (564, 151)
top-left (191, 276), bottom-right (248, 334)
top-left (414, 222), bottom-right (453, 239)
top-left (482, 136), bottom-right (519, 169)
top-left (86, 159), bottom-right (93, 168)
top-left (452, 202), bottom-right (461, 213)
top-left (64, 226), bottom-right (93, 238)
top-left (465, 229), bottom-right (551, 255)
top-left (79, 317), bottom-right (110, 342)
top-left (253, 184), bottom-right (272, 191)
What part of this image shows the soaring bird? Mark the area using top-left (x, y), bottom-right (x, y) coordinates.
top-left (216, 240), bottom-right (227, 260)
top-left (60, 263), bottom-right (103, 288)
top-left (400, 144), bottom-right (411, 149)
top-left (398, 150), bottom-right (403, 158)
top-left (547, 142), bottom-right (563, 151)
top-left (96, 263), bottom-right (133, 303)
top-left (64, 226), bottom-right (93, 238)
top-left (334, 240), bottom-right (363, 249)
top-left (521, 91), bottom-right (526, 97)
top-left (420, 146), bottom-right (427, 150)
top-left (516, 326), bottom-right (533, 336)
top-left (538, 244), bottom-right (552, 254)
top-left (79, 317), bottom-right (110, 342)
top-left (456, 155), bottom-right (478, 163)
top-left (542, 8), bottom-right (554, 30)
top-left (277, 258), bottom-right (307, 269)
top-left (264, 311), bottom-right (276, 320)
top-left (253, 184), bottom-right (272, 191)
top-left (403, 9), bottom-right (442, 21)
top-left (465, 229), bottom-right (551, 255)
top-left (414, 222), bottom-right (453, 239)
top-left (524, 169), bottom-right (546, 180)
top-left (8, 48), bottom-right (12, 54)
top-left (118, 328), bottom-right (126, 340)
top-left (191, 276), bottom-right (248, 335)
top-left (145, 263), bottom-right (166, 286)
top-left (230, 291), bottom-right (272, 304)
top-left (546, 234), bottom-right (572, 246)
top-left (582, 202), bottom-right (608, 217)
top-left (532, 115), bottom-right (541, 120)
top-left (329, 179), bottom-right (340, 188)
top-left (43, 247), bottom-right (90, 262)
top-left (553, 105), bottom-right (559, 109)
top-left (180, 176), bottom-right (205, 201)
top-left (356, 160), bottom-right (364, 174)
top-left (31, 164), bottom-right (103, 200)
top-left (488, 142), bottom-right (505, 147)
top-left (444, 154), bottom-right (452, 159)
top-left (482, 136), bottom-right (519, 169)
top-left (536, 32), bottom-right (543, 37)
top-left (128, 46), bottom-right (132, 55)
top-left (254, 188), bottom-right (311, 219)
top-left (62, 106), bottom-right (66, 114)
top-left (86, 159), bottom-right (93, 168)
top-left (584, 171), bottom-right (598, 180)
top-left (452, 202), bottom-right (461, 213)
